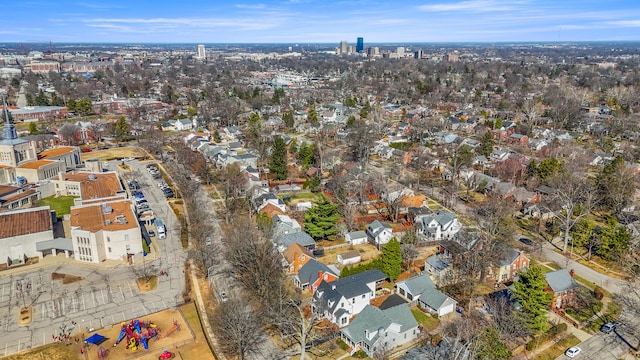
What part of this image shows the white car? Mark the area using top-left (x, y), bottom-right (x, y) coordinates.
top-left (219, 291), bottom-right (228, 303)
top-left (565, 346), bottom-right (581, 358)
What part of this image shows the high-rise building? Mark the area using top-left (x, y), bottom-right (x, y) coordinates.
top-left (396, 47), bottom-right (404, 57)
top-left (340, 41), bottom-right (348, 55)
top-left (196, 44), bottom-right (206, 59)
top-left (347, 45), bottom-right (356, 54)
top-left (356, 37), bottom-right (364, 53)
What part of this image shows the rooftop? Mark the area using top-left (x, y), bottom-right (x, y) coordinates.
top-left (63, 172), bottom-right (123, 200)
top-left (70, 200), bottom-right (138, 232)
top-left (0, 206), bottom-right (53, 238)
top-left (17, 159), bottom-right (57, 169)
top-left (38, 146), bottom-right (77, 159)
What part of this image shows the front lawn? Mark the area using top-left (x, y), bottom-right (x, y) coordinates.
top-left (534, 334), bottom-right (580, 360)
top-left (39, 195), bottom-right (78, 216)
top-left (411, 307), bottom-right (439, 332)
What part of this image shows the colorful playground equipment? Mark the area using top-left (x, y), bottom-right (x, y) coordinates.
top-left (97, 346), bottom-right (108, 359)
top-left (114, 318), bottom-right (161, 351)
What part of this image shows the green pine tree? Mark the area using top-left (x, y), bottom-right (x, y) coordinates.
top-left (303, 196), bottom-right (340, 241)
top-left (380, 238), bottom-right (402, 281)
top-left (269, 136), bottom-right (288, 180)
top-left (28, 122), bottom-right (39, 135)
top-left (480, 131), bottom-right (495, 157)
top-left (474, 327), bottom-right (512, 360)
top-left (511, 266), bottom-right (553, 334)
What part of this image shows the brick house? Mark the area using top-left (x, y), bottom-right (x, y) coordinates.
top-left (545, 269), bottom-right (579, 311)
top-left (490, 248), bottom-right (529, 282)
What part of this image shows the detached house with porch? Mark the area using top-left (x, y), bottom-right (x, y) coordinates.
top-left (415, 211), bottom-right (462, 241)
top-left (313, 269), bottom-right (386, 327)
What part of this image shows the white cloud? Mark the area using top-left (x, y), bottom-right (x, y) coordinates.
top-left (235, 4), bottom-right (267, 9)
top-left (606, 20), bottom-right (640, 28)
top-left (418, 0), bottom-right (518, 12)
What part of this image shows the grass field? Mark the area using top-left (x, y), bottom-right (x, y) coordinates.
top-left (39, 196), bottom-right (78, 216)
top-left (80, 146), bottom-right (147, 161)
top-left (316, 243), bottom-right (381, 266)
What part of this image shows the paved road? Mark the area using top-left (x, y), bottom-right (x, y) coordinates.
top-left (0, 159), bottom-right (186, 357)
top-left (164, 157), bottom-right (286, 360)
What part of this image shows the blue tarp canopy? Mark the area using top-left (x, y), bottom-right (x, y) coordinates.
top-left (85, 333), bottom-right (106, 345)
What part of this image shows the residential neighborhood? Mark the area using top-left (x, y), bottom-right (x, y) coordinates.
top-left (0, 40), bottom-right (639, 360)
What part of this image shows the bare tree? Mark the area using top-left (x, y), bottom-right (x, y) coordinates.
top-left (57, 123), bottom-right (81, 145)
top-left (211, 298), bottom-right (267, 360)
top-left (87, 123), bottom-right (103, 144)
top-left (547, 173), bottom-right (596, 253)
top-left (220, 163), bottom-right (248, 223)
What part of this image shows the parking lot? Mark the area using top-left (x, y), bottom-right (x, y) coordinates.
top-left (0, 159), bottom-right (186, 357)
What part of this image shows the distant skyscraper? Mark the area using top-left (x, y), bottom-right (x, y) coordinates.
top-left (356, 37), bottom-right (364, 53)
top-left (196, 44), bottom-right (206, 59)
top-left (340, 41), bottom-right (348, 55)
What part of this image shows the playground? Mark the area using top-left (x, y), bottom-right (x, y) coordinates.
top-left (82, 308), bottom-right (192, 360)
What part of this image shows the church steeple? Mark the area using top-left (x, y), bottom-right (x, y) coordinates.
top-left (2, 95), bottom-right (18, 141)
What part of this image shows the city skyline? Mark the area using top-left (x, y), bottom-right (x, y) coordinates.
top-left (3, 0), bottom-right (640, 43)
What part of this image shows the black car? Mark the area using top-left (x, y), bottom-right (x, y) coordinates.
top-left (519, 237), bottom-right (533, 246)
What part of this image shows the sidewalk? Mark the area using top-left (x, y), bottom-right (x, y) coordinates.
top-left (0, 254), bottom-right (125, 278)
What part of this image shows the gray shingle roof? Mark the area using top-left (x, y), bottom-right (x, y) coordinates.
top-left (314, 269), bottom-right (385, 313)
top-left (274, 232), bottom-right (315, 248)
top-left (297, 259), bottom-right (336, 287)
top-left (399, 273), bottom-right (435, 296)
top-left (341, 304), bottom-right (418, 350)
top-left (419, 287), bottom-right (455, 311)
top-left (545, 269), bottom-right (578, 293)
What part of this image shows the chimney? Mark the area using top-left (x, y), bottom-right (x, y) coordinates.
top-left (58, 172), bottom-right (64, 181)
top-left (569, 269), bottom-right (575, 278)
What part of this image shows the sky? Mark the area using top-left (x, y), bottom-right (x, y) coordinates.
top-left (4, 0), bottom-right (640, 43)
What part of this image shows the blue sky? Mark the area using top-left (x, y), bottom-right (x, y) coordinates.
top-left (4, 0), bottom-right (640, 43)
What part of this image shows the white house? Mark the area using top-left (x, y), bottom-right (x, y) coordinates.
top-left (313, 269), bottom-right (386, 327)
top-left (415, 211), bottom-right (462, 241)
top-left (340, 304), bottom-right (419, 358)
top-left (366, 220), bottom-right (394, 246)
top-left (174, 119), bottom-right (193, 131)
top-left (345, 230), bottom-right (368, 245)
top-left (396, 274), bottom-right (457, 317)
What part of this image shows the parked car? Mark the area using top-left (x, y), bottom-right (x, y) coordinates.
top-left (81, 148), bottom-right (92, 153)
top-left (148, 230), bottom-right (156, 237)
top-left (219, 291), bottom-right (228, 303)
top-left (565, 346), bottom-right (581, 358)
top-left (205, 237), bottom-right (212, 246)
top-left (601, 321), bottom-right (619, 334)
top-left (519, 237), bottom-right (533, 246)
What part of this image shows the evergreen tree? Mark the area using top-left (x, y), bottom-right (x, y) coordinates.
top-left (28, 122), bottom-right (39, 135)
top-left (346, 115), bottom-right (356, 128)
top-left (303, 196), bottom-right (340, 241)
top-left (282, 110), bottom-right (294, 128)
top-left (359, 107), bottom-right (368, 119)
top-left (213, 130), bottom-right (222, 143)
top-left (594, 155), bottom-right (634, 214)
top-left (511, 266), bottom-right (553, 334)
top-left (380, 238), bottom-right (402, 281)
top-left (480, 131), bottom-right (495, 157)
top-left (307, 105), bottom-right (318, 123)
top-left (114, 116), bottom-right (130, 142)
top-left (269, 136), bottom-right (288, 180)
top-left (288, 137), bottom-right (298, 155)
top-left (297, 142), bottom-right (315, 168)
top-left (594, 217), bottom-right (631, 261)
top-left (66, 98), bottom-right (77, 113)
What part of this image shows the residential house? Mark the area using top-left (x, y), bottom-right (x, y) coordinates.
top-left (295, 258), bottom-right (338, 292)
top-left (396, 273), bottom-right (457, 317)
top-left (223, 126), bottom-right (242, 140)
top-left (313, 269), bottom-right (386, 327)
top-left (337, 250), bottom-right (361, 266)
top-left (272, 214), bottom-right (302, 238)
top-left (508, 133), bottom-right (529, 146)
top-left (489, 248), bottom-right (529, 283)
top-left (160, 120), bottom-right (176, 131)
top-left (174, 119), bottom-right (193, 131)
top-left (345, 230), bottom-right (368, 245)
top-left (253, 192), bottom-right (286, 213)
top-left (282, 242), bottom-right (313, 274)
top-left (490, 148), bottom-right (509, 162)
top-left (340, 304), bottom-right (419, 358)
top-left (366, 220), bottom-right (394, 246)
top-left (273, 232), bottom-right (316, 253)
top-left (415, 211), bottom-right (462, 241)
top-left (407, 206), bottom-right (434, 224)
top-left (545, 269), bottom-right (579, 311)
top-left (424, 255), bottom-right (452, 285)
